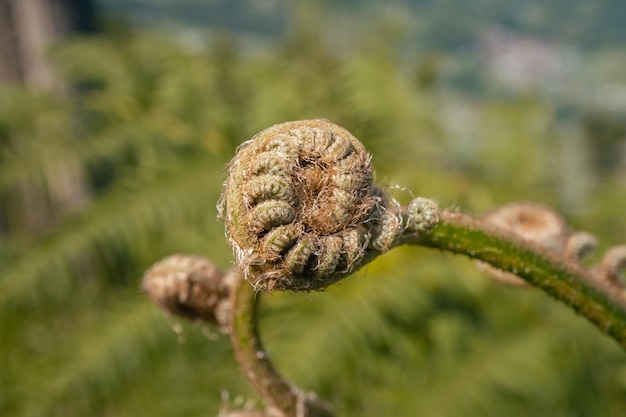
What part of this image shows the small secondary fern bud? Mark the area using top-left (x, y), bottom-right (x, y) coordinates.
top-left (598, 245), bottom-right (626, 290)
top-left (406, 197), bottom-right (440, 233)
top-left (477, 203), bottom-right (570, 287)
top-left (564, 231), bottom-right (598, 263)
top-left (142, 254), bottom-right (232, 330)
top-left (221, 119), bottom-right (420, 291)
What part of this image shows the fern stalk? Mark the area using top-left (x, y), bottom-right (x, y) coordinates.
top-left (404, 210), bottom-right (626, 348)
top-left (146, 119), bottom-right (626, 417)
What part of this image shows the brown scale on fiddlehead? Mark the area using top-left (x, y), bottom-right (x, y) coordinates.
top-left (220, 119), bottom-right (434, 292)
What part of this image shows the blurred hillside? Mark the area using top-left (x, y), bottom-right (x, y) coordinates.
top-left (1, 2), bottom-right (626, 417)
top-left (98, 0), bottom-right (626, 50)
top-left (96, 0), bottom-right (626, 115)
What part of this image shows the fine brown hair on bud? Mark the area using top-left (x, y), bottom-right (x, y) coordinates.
top-left (477, 202), bottom-right (570, 287)
top-left (142, 254), bottom-right (232, 330)
top-left (221, 119), bottom-right (405, 292)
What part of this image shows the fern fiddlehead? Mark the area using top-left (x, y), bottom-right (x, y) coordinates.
top-left (476, 203), bottom-right (586, 286)
top-left (221, 119), bottom-right (437, 292)
top-left (142, 254), bottom-right (234, 331)
top-left (144, 119), bottom-right (626, 417)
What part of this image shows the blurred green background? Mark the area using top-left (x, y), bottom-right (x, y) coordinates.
top-left (1, 1), bottom-right (626, 416)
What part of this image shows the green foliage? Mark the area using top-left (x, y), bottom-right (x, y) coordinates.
top-left (1, 20), bottom-right (626, 417)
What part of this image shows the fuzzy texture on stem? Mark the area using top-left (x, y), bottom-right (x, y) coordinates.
top-left (475, 203), bottom-right (570, 286)
top-left (474, 204), bottom-right (599, 287)
top-left (403, 211), bottom-right (626, 348)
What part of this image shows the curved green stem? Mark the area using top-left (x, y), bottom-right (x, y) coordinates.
top-left (400, 210), bottom-right (626, 348)
top-left (230, 270), bottom-right (335, 417)
top-left (228, 209), bottom-right (626, 416)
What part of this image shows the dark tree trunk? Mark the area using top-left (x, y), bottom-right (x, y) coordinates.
top-left (0, 0), bottom-right (96, 89)
top-left (0, 0), bottom-right (96, 236)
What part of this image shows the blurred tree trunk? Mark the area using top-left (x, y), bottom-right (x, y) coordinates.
top-left (0, 0), bottom-right (96, 90)
top-left (0, 0), bottom-right (96, 236)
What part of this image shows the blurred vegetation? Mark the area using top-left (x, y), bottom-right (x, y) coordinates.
top-left (1, 5), bottom-right (626, 416)
top-left (99, 0), bottom-right (626, 50)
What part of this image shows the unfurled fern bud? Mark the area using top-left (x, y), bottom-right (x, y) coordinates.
top-left (564, 231), bottom-right (598, 263)
top-left (598, 245), bottom-right (626, 290)
top-left (406, 197), bottom-right (440, 233)
top-left (221, 119), bottom-right (409, 292)
top-left (477, 203), bottom-right (570, 286)
top-left (142, 254), bottom-right (232, 330)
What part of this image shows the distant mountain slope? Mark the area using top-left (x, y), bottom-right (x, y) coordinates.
top-left (97, 0), bottom-right (626, 50)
